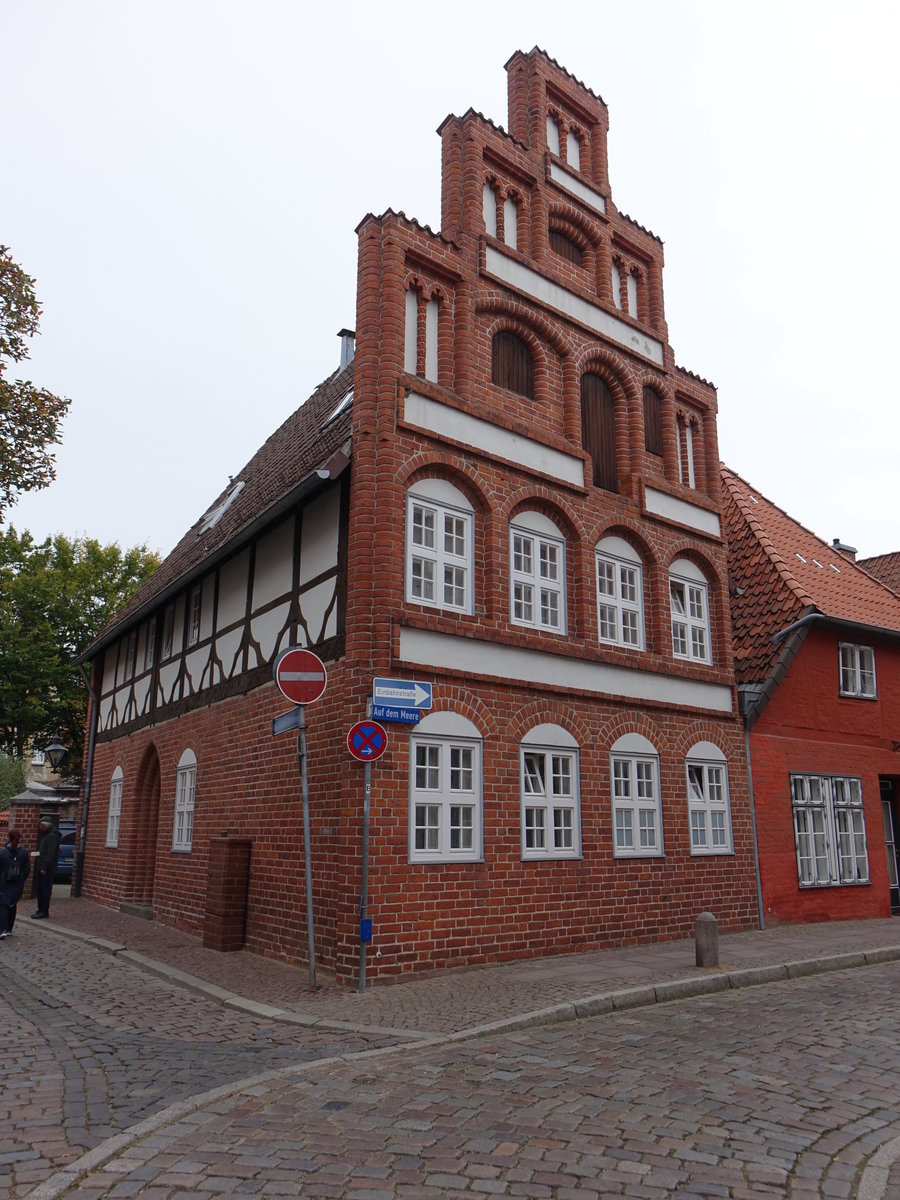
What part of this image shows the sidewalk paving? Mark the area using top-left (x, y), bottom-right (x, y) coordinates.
top-left (41, 890), bottom-right (900, 1039)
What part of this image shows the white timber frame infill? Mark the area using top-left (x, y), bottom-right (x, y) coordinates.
top-left (484, 245), bottom-right (664, 366)
top-left (404, 392), bottom-right (583, 487)
top-left (549, 161), bottom-right (607, 214)
top-left (644, 487), bottom-right (721, 537)
top-left (399, 627), bottom-right (733, 712)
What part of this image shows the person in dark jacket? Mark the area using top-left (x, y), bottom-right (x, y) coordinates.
top-left (0, 830), bottom-right (31, 937)
top-left (32, 819), bottom-right (61, 919)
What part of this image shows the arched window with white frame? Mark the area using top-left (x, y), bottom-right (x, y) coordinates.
top-left (409, 711), bottom-right (482, 863)
top-left (596, 536), bottom-right (645, 650)
top-left (669, 558), bottom-right (711, 664)
top-left (406, 480), bottom-right (474, 614)
top-left (510, 511), bottom-right (566, 634)
top-left (609, 733), bottom-right (662, 858)
top-left (520, 724), bottom-right (580, 859)
top-left (685, 742), bottom-right (732, 854)
top-left (173, 749), bottom-right (197, 852)
top-left (106, 766), bottom-right (124, 848)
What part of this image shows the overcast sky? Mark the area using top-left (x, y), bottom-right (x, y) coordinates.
top-left (3, 1), bottom-right (897, 561)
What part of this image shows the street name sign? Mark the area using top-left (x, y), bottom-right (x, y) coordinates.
top-left (372, 677), bottom-right (432, 722)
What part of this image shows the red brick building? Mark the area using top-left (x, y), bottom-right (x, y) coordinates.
top-left (722, 465), bottom-right (900, 923)
top-left (77, 50), bottom-right (759, 984)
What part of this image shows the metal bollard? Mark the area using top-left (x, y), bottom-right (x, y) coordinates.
top-left (695, 911), bottom-right (719, 967)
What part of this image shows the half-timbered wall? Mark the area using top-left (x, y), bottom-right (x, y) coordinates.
top-left (97, 481), bottom-right (345, 735)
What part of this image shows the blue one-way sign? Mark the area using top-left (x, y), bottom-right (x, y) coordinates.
top-left (372, 677), bottom-right (433, 719)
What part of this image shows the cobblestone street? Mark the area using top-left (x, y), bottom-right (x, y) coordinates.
top-left (42, 963), bottom-right (900, 1199)
top-left (0, 925), bottom-right (402, 1197)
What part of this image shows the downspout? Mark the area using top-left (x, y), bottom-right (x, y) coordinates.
top-left (743, 722), bottom-right (765, 930)
top-left (771, 611), bottom-right (825, 645)
top-left (74, 660), bottom-right (98, 897)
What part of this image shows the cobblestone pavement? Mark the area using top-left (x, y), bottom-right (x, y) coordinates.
top-left (0, 924), bottom-right (405, 1198)
top-left (42, 894), bottom-right (900, 1036)
top-left (29, 961), bottom-right (900, 1200)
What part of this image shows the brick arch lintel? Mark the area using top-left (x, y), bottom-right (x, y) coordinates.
top-left (478, 297), bottom-right (570, 359)
top-left (398, 452), bottom-right (493, 515)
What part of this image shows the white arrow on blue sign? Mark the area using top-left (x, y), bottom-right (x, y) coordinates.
top-left (372, 677), bottom-right (433, 710)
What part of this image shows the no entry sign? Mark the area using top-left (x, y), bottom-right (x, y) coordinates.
top-left (347, 720), bottom-right (388, 762)
top-left (273, 647), bottom-right (328, 706)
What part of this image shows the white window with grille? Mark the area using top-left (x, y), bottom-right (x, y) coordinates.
top-left (510, 511), bottom-right (566, 634)
top-left (792, 773), bottom-right (868, 886)
top-left (609, 733), bottom-right (662, 858)
top-left (838, 643), bottom-right (876, 698)
top-left (685, 742), bottom-right (732, 854)
top-left (520, 724), bottom-right (580, 859)
top-left (406, 481), bottom-right (473, 614)
top-left (173, 749), bottom-right (197, 852)
top-left (670, 558), bottom-right (711, 663)
top-left (596, 536), bottom-right (644, 649)
top-left (106, 767), bottom-right (123, 848)
top-left (409, 712), bottom-right (482, 863)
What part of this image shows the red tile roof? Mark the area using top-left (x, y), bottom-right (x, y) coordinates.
top-left (859, 552), bottom-right (900, 593)
top-left (721, 465), bottom-right (900, 686)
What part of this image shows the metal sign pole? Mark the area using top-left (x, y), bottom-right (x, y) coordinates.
top-left (358, 697), bottom-right (372, 993)
top-left (297, 705), bottom-right (316, 989)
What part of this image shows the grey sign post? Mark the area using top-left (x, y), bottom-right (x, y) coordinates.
top-left (273, 646), bottom-right (328, 990)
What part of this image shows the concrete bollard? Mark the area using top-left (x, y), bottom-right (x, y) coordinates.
top-left (695, 911), bottom-right (719, 967)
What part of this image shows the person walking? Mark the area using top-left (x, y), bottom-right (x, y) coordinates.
top-left (0, 831), bottom-right (31, 938)
top-left (32, 818), bottom-right (61, 920)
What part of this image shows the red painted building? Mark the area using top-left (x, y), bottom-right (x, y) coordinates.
top-left (722, 466), bottom-right (900, 923)
top-left (75, 50), bottom-right (760, 984)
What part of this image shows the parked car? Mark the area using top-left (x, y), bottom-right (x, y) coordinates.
top-left (54, 822), bottom-right (77, 884)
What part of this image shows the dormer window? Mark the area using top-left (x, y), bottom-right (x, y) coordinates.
top-left (492, 331), bottom-right (534, 399)
top-left (839, 643), bottom-right (876, 698)
top-left (549, 229), bottom-right (583, 266)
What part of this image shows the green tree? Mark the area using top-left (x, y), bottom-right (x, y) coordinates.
top-left (0, 753), bottom-right (26, 810)
top-left (0, 245), bottom-right (71, 517)
top-left (0, 530), bottom-right (160, 776)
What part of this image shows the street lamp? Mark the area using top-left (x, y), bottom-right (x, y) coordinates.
top-left (44, 734), bottom-right (68, 772)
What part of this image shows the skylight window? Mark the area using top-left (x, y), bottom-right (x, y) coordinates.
top-left (813, 559), bottom-right (823, 569)
top-left (323, 390), bottom-right (353, 429)
top-left (198, 480), bottom-right (245, 535)
top-left (795, 553), bottom-right (807, 563)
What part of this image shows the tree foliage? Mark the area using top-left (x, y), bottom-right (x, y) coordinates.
top-left (0, 246), bottom-right (71, 518)
top-left (0, 754), bottom-right (26, 810)
top-left (0, 530), bottom-right (160, 775)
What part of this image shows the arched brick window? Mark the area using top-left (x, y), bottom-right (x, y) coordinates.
top-left (581, 373), bottom-right (617, 492)
top-left (492, 331), bottom-right (534, 398)
top-left (549, 228), bottom-right (583, 266)
top-left (642, 387), bottom-right (663, 457)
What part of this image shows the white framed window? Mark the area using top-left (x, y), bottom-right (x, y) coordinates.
top-left (161, 604), bottom-right (175, 660)
top-left (106, 767), bottom-right (123, 848)
top-left (685, 742), bottom-right (732, 854)
top-left (123, 630), bottom-right (137, 682)
top-left (510, 511), bottom-right (566, 634)
top-left (409, 712), bottom-right (482, 863)
top-left (670, 558), bottom-right (711, 663)
top-left (406, 481), bottom-right (474, 614)
top-left (839, 643), bottom-right (876, 698)
top-left (610, 734), bottom-right (662, 858)
top-left (143, 618), bottom-right (156, 671)
top-left (596, 536), bottom-right (644, 649)
top-left (791, 773), bottom-right (869, 886)
top-left (173, 749), bottom-right (197, 852)
top-left (187, 586), bottom-right (202, 647)
top-left (521, 724), bottom-right (580, 859)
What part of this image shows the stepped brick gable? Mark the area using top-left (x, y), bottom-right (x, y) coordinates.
top-left (68, 51), bottom-right (759, 984)
top-left (722, 465), bottom-right (900, 924)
